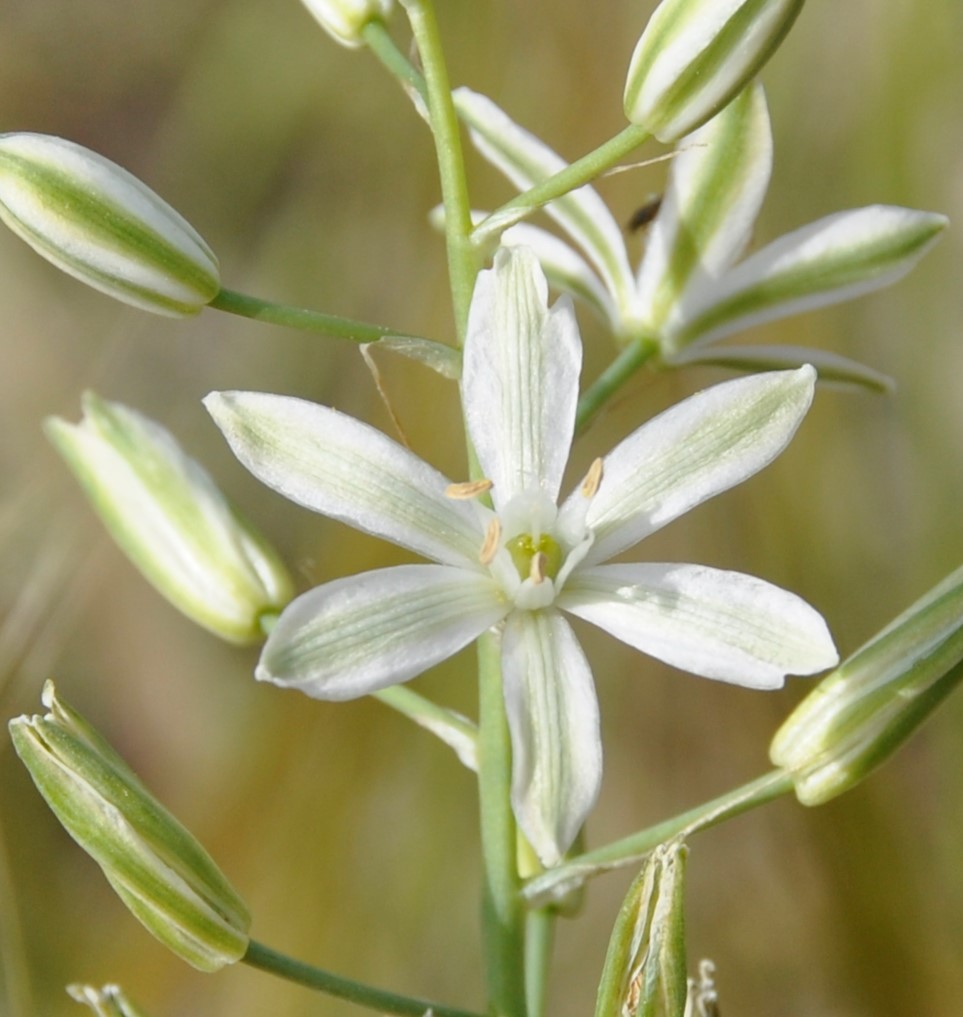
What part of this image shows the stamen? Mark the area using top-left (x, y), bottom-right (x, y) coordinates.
top-left (581, 457), bottom-right (604, 498)
top-left (529, 551), bottom-right (547, 584)
top-left (446, 478), bottom-right (494, 500)
top-left (479, 518), bottom-right (502, 565)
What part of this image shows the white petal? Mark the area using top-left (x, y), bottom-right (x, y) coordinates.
top-left (560, 563), bottom-right (838, 688)
top-left (667, 205), bottom-right (949, 352)
top-left (258, 565), bottom-right (508, 698)
top-left (636, 83), bottom-right (772, 329)
top-left (463, 247), bottom-right (581, 508)
top-left (454, 88), bottom-right (636, 313)
top-left (502, 610), bottom-right (602, 866)
top-left (205, 391), bottom-right (483, 568)
top-left (502, 222), bottom-right (618, 329)
top-left (561, 368), bottom-right (815, 566)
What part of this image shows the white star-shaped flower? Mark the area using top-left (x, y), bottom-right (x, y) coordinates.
top-left (205, 246), bottom-right (837, 866)
top-left (457, 84), bottom-right (946, 386)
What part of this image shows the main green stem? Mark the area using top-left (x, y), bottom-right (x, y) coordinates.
top-left (476, 632), bottom-right (528, 1017)
top-left (402, 0), bottom-right (478, 341)
top-left (243, 940), bottom-right (485, 1017)
top-left (402, 4), bottom-right (527, 1016)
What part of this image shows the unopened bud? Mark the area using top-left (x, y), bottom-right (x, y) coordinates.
top-left (46, 392), bottom-right (293, 644)
top-left (0, 133), bottom-right (218, 316)
top-left (624, 0), bottom-right (804, 142)
top-left (595, 840), bottom-right (689, 1017)
top-left (771, 564), bottom-right (963, 805)
top-left (299, 0), bottom-right (393, 47)
top-left (10, 682), bottom-right (251, 972)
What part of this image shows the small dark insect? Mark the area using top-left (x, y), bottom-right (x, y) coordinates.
top-left (626, 194), bottom-right (663, 233)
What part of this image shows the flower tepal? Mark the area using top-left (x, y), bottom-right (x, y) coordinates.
top-left (205, 246), bottom-right (838, 866)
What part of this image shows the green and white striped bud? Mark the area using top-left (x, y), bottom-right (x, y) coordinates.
top-left (595, 840), bottom-right (689, 1017)
top-left (299, 0), bottom-right (393, 47)
top-left (10, 682), bottom-right (251, 972)
top-left (67, 983), bottom-right (150, 1017)
top-left (0, 133), bottom-right (219, 316)
top-left (771, 564), bottom-right (963, 805)
top-left (47, 393), bottom-right (294, 644)
top-left (624, 0), bottom-right (804, 142)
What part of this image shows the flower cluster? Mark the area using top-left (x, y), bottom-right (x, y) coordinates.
top-left (456, 84), bottom-right (946, 383)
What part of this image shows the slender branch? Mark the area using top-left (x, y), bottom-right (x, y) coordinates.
top-left (523, 770), bottom-right (793, 906)
top-left (575, 336), bottom-right (660, 434)
top-left (471, 124), bottom-right (651, 245)
top-left (374, 685), bottom-right (478, 770)
top-left (209, 288), bottom-right (429, 345)
top-left (362, 20), bottom-right (428, 105)
top-left (243, 940), bottom-right (485, 1017)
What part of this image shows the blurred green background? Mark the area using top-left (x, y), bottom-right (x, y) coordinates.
top-left (2, 1), bottom-right (962, 1015)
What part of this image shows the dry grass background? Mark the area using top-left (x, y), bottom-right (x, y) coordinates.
top-left (1, 1), bottom-right (962, 1015)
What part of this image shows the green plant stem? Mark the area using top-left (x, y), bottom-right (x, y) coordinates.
top-left (243, 940), bottom-right (484, 1017)
top-left (524, 908), bottom-right (555, 1017)
top-left (400, 4), bottom-right (525, 1013)
top-left (209, 288), bottom-right (427, 345)
top-left (472, 124), bottom-right (651, 245)
top-left (523, 770), bottom-right (793, 906)
top-left (575, 336), bottom-right (660, 434)
top-left (362, 20), bottom-right (428, 105)
top-left (401, 0), bottom-right (479, 340)
top-left (476, 631), bottom-right (529, 1017)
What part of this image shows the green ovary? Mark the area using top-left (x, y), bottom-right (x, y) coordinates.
top-left (505, 532), bottom-right (563, 581)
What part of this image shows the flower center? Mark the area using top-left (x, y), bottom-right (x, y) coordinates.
top-left (504, 532), bottom-right (563, 583)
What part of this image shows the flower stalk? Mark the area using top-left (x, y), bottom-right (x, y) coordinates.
top-left (243, 940), bottom-right (486, 1017)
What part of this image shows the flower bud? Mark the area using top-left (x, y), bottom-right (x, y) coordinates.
top-left (299, 0), bottom-right (393, 48)
top-left (624, 0), bottom-right (804, 142)
top-left (771, 564), bottom-right (963, 805)
top-left (10, 682), bottom-right (251, 972)
top-left (67, 983), bottom-right (150, 1017)
top-left (595, 840), bottom-right (689, 1017)
top-left (46, 392), bottom-right (294, 644)
top-left (0, 133), bottom-right (219, 316)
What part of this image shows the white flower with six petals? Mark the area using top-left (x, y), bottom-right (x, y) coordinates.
top-left (456, 84), bottom-right (946, 387)
top-left (205, 246), bottom-right (838, 865)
